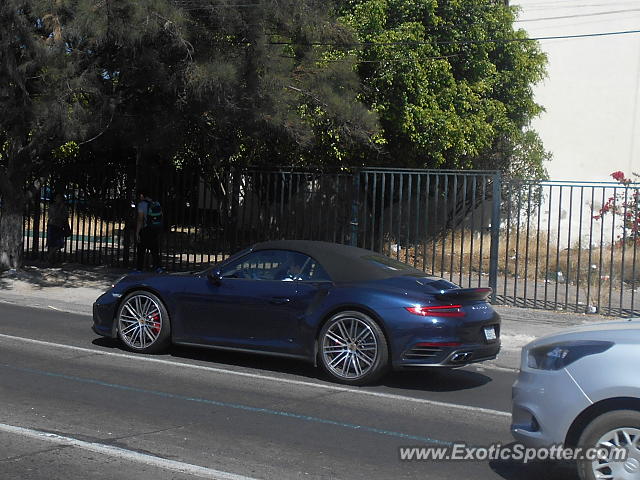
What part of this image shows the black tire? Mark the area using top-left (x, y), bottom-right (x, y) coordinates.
top-left (116, 290), bottom-right (171, 354)
top-left (317, 310), bottom-right (389, 386)
top-left (576, 409), bottom-right (640, 480)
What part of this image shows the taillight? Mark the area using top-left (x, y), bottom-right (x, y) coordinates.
top-left (405, 305), bottom-right (465, 317)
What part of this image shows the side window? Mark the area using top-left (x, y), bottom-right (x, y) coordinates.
top-left (220, 250), bottom-right (304, 281)
top-left (298, 259), bottom-right (331, 282)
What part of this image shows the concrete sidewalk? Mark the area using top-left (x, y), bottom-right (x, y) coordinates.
top-left (0, 264), bottom-right (628, 371)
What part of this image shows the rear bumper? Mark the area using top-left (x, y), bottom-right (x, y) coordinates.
top-left (392, 341), bottom-right (501, 369)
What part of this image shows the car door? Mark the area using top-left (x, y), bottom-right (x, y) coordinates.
top-left (289, 259), bottom-right (334, 356)
top-left (177, 249), bottom-right (314, 354)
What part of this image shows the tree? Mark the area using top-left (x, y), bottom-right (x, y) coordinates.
top-left (164, 0), bottom-right (379, 169)
top-left (0, 0), bottom-right (85, 269)
top-left (0, 0), bottom-right (196, 269)
top-left (0, 0), bottom-right (377, 269)
top-left (338, 0), bottom-right (549, 175)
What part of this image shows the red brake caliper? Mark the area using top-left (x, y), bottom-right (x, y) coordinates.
top-left (150, 313), bottom-right (161, 334)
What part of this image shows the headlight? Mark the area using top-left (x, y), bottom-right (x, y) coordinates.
top-left (527, 340), bottom-right (613, 370)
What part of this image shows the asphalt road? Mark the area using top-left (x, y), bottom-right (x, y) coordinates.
top-left (0, 302), bottom-right (578, 480)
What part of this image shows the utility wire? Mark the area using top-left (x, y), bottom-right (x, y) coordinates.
top-left (516, 8), bottom-right (640, 22)
top-left (520, 0), bottom-right (640, 6)
top-left (267, 29), bottom-right (640, 47)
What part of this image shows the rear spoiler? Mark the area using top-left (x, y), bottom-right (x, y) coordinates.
top-left (435, 287), bottom-right (492, 302)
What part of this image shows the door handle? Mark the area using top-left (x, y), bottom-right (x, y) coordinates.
top-left (270, 297), bottom-right (291, 305)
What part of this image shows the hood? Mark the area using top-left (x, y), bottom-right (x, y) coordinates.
top-left (118, 270), bottom-right (195, 284)
top-left (527, 319), bottom-right (640, 348)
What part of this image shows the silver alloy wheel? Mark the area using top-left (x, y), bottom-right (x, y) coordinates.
top-left (590, 427), bottom-right (640, 480)
top-left (322, 315), bottom-right (378, 379)
top-left (118, 294), bottom-right (163, 350)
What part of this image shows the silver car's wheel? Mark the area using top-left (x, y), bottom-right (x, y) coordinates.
top-left (318, 311), bottom-right (388, 385)
top-left (578, 410), bottom-right (640, 480)
top-left (590, 427), bottom-right (640, 480)
top-left (117, 291), bottom-right (170, 353)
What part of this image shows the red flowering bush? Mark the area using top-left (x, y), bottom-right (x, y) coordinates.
top-left (594, 171), bottom-right (640, 242)
top-left (611, 170), bottom-right (631, 184)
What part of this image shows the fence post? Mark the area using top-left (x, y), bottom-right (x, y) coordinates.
top-left (229, 166), bottom-right (241, 251)
top-left (350, 170), bottom-right (360, 247)
top-left (122, 177), bottom-right (133, 267)
top-left (489, 172), bottom-right (502, 303)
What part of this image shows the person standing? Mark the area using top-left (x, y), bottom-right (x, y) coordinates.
top-left (47, 193), bottom-right (69, 265)
top-left (135, 189), bottom-right (163, 272)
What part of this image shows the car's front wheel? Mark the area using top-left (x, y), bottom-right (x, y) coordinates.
top-left (577, 409), bottom-right (640, 480)
top-left (116, 290), bottom-right (171, 353)
top-left (318, 311), bottom-right (389, 386)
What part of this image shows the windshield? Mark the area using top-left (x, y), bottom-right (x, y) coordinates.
top-left (198, 247), bottom-right (252, 275)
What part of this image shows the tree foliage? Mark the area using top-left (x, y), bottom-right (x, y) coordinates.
top-left (0, 0), bottom-right (552, 269)
top-left (0, 0), bottom-right (378, 268)
top-left (338, 0), bottom-right (549, 176)
top-left (1, 0), bottom-right (551, 182)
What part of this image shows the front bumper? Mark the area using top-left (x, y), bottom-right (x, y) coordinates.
top-left (511, 368), bottom-right (591, 448)
top-left (92, 291), bottom-right (119, 338)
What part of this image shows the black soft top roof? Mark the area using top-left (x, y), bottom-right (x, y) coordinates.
top-left (251, 240), bottom-right (425, 283)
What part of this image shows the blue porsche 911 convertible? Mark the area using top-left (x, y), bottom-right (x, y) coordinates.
top-left (93, 240), bottom-right (500, 385)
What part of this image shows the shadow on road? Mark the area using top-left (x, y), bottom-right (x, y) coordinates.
top-left (490, 460), bottom-right (579, 480)
top-left (0, 263), bottom-right (122, 291)
top-left (489, 442), bottom-right (579, 480)
top-left (381, 368), bottom-right (492, 392)
top-left (91, 337), bottom-right (493, 392)
top-left (93, 337), bottom-right (325, 380)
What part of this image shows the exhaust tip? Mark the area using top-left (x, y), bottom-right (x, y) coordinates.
top-left (450, 351), bottom-right (473, 363)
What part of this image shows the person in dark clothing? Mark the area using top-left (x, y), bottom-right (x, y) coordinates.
top-left (47, 193), bottom-right (69, 265)
top-left (135, 190), bottom-right (162, 271)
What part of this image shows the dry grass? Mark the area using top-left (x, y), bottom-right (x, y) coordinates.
top-left (391, 229), bottom-right (640, 287)
top-left (25, 213), bottom-right (203, 241)
top-left (24, 214), bottom-right (123, 238)
top-left (390, 229), bottom-right (638, 310)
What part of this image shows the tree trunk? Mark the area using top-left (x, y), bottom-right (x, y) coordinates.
top-left (0, 191), bottom-right (24, 270)
top-left (31, 187), bottom-right (42, 256)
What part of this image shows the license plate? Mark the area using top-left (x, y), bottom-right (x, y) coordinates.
top-left (484, 326), bottom-right (497, 341)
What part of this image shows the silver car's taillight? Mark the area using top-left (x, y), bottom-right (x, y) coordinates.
top-left (527, 340), bottom-right (614, 370)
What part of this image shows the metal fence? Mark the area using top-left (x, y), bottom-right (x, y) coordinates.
top-left (19, 167), bottom-right (640, 316)
top-left (496, 179), bottom-right (639, 317)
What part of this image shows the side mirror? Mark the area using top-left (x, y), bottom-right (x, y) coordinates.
top-left (207, 270), bottom-right (223, 285)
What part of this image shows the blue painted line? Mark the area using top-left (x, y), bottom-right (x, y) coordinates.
top-left (2, 363), bottom-right (452, 446)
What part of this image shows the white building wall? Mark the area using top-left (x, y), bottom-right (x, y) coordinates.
top-left (512, 0), bottom-right (640, 181)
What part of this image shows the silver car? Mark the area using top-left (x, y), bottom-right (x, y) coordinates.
top-left (511, 320), bottom-right (640, 480)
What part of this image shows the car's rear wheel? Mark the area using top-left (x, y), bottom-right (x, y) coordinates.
top-left (577, 410), bottom-right (640, 480)
top-left (116, 291), bottom-right (171, 353)
top-left (318, 311), bottom-right (389, 386)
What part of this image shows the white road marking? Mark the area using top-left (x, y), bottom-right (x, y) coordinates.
top-left (474, 363), bottom-right (518, 373)
top-left (0, 422), bottom-right (258, 480)
top-left (47, 305), bottom-right (62, 311)
top-left (0, 333), bottom-right (511, 418)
